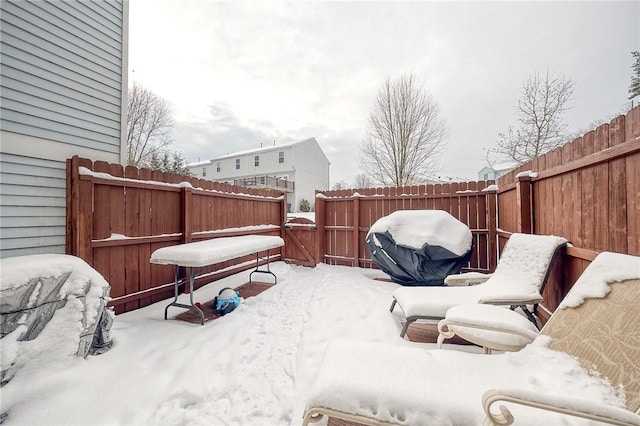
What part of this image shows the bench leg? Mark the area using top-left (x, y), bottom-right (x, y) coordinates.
top-left (164, 266), bottom-right (205, 325)
top-left (249, 249), bottom-right (278, 284)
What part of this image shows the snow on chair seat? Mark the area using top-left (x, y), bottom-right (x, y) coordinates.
top-left (303, 252), bottom-right (640, 426)
top-left (437, 304), bottom-right (539, 353)
top-left (390, 233), bottom-right (568, 337)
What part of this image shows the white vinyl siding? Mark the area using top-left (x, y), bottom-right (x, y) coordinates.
top-left (0, 0), bottom-right (124, 156)
top-left (188, 138), bottom-right (329, 212)
top-left (0, 153), bottom-right (67, 258)
top-left (0, 0), bottom-right (127, 258)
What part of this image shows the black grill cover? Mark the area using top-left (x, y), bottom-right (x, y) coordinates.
top-left (366, 210), bottom-right (473, 286)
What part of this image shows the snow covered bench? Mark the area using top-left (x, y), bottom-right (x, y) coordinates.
top-left (150, 235), bottom-right (285, 325)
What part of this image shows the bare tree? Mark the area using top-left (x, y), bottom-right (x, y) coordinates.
top-left (127, 82), bottom-right (174, 166)
top-left (332, 181), bottom-right (347, 190)
top-left (360, 74), bottom-right (447, 187)
top-left (354, 173), bottom-right (372, 188)
top-left (492, 71), bottom-right (574, 164)
top-left (629, 51), bottom-right (640, 101)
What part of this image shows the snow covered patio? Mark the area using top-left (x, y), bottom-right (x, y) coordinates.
top-left (0, 260), bottom-right (476, 425)
top-left (2, 255), bottom-right (639, 425)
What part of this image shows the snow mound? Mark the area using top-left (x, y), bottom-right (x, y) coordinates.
top-left (1, 254), bottom-right (113, 386)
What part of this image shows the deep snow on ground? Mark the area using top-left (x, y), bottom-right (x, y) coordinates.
top-left (2, 257), bottom-right (635, 426)
top-left (1, 262), bottom-right (462, 425)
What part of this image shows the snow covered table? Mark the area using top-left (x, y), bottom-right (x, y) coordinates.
top-left (150, 235), bottom-right (285, 325)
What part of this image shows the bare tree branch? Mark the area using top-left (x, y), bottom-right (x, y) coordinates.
top-left (126, 82), bottom-right (174, 167)
top-left (491, 71), bottom-right (573, 164)
top-left (360, 74), bottom-right (447, 186)
top-left (354, 173), bottom-right (372, 189)
top-left (630, 51), bottom-right (640, 101)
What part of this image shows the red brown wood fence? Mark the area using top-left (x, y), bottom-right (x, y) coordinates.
top-left (66, 156), bottom-right (286, 313)
top-left (497, 105), bottom-right (640, 320)
top-left (66, 106), bottom-right (640, 318)
top-left (314, 183), bottom-right (498, 273)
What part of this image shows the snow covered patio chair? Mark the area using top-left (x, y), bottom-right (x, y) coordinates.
top-left (390, 233), bottom-right (568, 337)
top-left (302, 252), bottom-right (640, 426)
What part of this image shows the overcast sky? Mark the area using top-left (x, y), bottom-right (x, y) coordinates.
top-left (128, 1), bottom-right (639, 186)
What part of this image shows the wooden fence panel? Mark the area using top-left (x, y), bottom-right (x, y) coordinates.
top-left (317, 182), bottom-right (497, 272)
top-left (67, 157), bottom-right (286, 313)
top-left (497, 105), bottom-right (640, 316)
top-left (67, 108), bottom-right (638, 317)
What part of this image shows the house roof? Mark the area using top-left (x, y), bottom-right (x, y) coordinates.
top-left (211, 138), bottom-right (318, 161)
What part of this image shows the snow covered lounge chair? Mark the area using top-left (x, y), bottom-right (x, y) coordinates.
top-left (390, 233), bottom-right (568, 337)
top-left (302, 252), bottom-right (640, 426)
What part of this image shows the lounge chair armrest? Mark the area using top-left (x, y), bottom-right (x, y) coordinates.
top-left (445, 272), bottom-right (492, 286)
top-left (482, 389), bottom-right (640, 426)
top-left (477, 295), bottom-right (543, 306)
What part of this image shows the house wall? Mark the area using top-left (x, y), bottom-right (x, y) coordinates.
top-left (291, 139), bottom-right (329, 210)
top-left (202, 146), bottom-right (295, 182)
top-left (0, 0), bottom-right (128, 259)
top-left (191, 138), bottom-right (330, 211)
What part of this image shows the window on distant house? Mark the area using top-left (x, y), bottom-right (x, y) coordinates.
top-left (278, 151), bottom-right (284, 163)
top-left (216, 162), bottom-right (221, 172)
top-left (255, 155), bottom-right (259, 167)
top-left (202, 168), bottom-right (206, 177)
top-left (484, 173), bottom-right (489, 181)
top-left (235, 159), bottom-right (240, 170)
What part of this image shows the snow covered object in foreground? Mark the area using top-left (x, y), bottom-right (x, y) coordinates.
top-left (366, 210), bottom-right (473, 286)
top-left (303, 252), bottom-right (640, 426)
top-left (0, 254), bottom-right (113, 386)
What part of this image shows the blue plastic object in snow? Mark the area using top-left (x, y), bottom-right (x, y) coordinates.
top-left (214, 287), bottom-right (241, 315)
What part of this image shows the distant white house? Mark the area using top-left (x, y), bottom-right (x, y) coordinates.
top-left (477, 163), bottom-right (517, 181)
top-left (189, 138), bottom-right (330, 212)
top-left (0, 1), bottom-right (129, 258)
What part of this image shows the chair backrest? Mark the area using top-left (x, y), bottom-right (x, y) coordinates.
top-left (486, 233), bottom-right (567, 294)
top-left (540, 253), bottom-right (640, 412)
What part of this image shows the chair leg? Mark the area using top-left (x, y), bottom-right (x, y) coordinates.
top-left (515, 305), bottom-right (540, 330)
top-left (400, 318), bottom-right (414, 338)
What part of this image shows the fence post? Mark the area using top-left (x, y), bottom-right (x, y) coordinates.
top-left (280, 191), bottom-right (288, 260)
top-left (66, 157), bottom-right (77, 255)
top-left (516, 175), bottom-right (533, 234)
top-left (486, 188), bottom-right (498, 271)
top-left (352, 195), bottom-right (360, 267)
top-left (181, 187), bottom-right (192, 244)
top-left (315, 193), bottom-right (326, 264)
top-left (68, 156), bottom-right (94, 263)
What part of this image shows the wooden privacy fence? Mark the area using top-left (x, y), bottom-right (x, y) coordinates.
top-left (66, 106), bottom-right (639, 320)
top-left (497, 105), bottom-right (640, 321)
top-left (66, 156), bottom-right (286, 313)
top-left (310, 182), bottom-right (498, 273)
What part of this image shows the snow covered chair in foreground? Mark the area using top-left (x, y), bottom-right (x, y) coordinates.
top-left (302, 252), bottom-right (640, 426)
top-left (390, 233), bottom-right (567, 337)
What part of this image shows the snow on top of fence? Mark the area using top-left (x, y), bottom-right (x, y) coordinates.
top-left (79, 167), bottom-right (284, 200)
top-left (93, 233), bottom-right (182, 243)
top-left (91, 225), bottom-right (280, 243)
top-left (193, 225), bottom-right (280, 236)
top-left (482, 184), bottom-right (499, 192)
top-left (515, 170), bottom-right (539, 178)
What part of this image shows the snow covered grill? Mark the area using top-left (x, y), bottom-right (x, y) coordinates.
top-left (150, 235), bottom-right (285, 325)
top-left (366, 210), bottom-right (473, 286)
